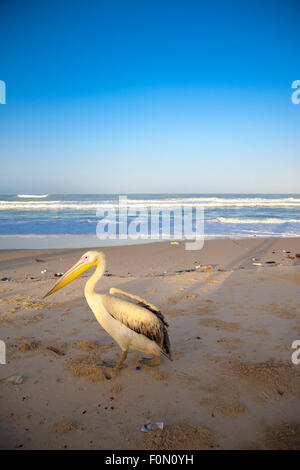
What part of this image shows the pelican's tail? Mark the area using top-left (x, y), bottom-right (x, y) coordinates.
top-left (160, 347), bottom-right (173, 361)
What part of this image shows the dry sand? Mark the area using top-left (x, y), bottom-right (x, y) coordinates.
top-left (0, 237), bottom-right (300, 449)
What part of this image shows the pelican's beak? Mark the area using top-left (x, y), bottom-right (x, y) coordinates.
top-left (42, 258), bottom-right (97, 298)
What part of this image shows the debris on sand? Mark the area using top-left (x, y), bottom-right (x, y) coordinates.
top-left (141, 422), bottom-right (164, 432)
top-left (3, 375), bottom-right (28, 385)
top-left (46, 346), bottom-right (65, 356)
top-left (143, 420), bottom-right (218, 450)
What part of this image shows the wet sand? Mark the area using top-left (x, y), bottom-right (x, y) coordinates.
top-left (0, 238), bottom-right (300, 449)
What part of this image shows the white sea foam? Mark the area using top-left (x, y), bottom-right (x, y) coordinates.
top-left (209, 217), bottom-right (300, 224)
top-left (1, 196), bottom-right (300, 210)
top-left (17, 194), bottom-right (49, 198)
top-left (203, 232), bottom-right (298, 238)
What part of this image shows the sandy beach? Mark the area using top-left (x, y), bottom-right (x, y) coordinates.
top-left (0, 237), bottom-right (300, 450)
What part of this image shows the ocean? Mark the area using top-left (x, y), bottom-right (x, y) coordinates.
top-left (0, 194), bottom-right (299, 249)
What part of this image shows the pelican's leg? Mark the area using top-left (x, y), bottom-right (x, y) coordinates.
top-left (116, 350), bottom-right (128, 369)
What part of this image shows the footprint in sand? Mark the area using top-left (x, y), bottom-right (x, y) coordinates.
top-left (199, 397), bottom-right (248, 418)
top-left (264, 422), bottom-right (300, 450)
top-left (143, 419), bottom-right (218, 450)
top-left (256, 303), bottom-right (298, 320)
top-left (163, 293), bottom-right (198, 305)
top-left (216, 337), bottom-right (245, 349)
top-left (198, 318), bottom-right (240, 331)
top-left (248, 328), bottom-right (269, 335)
top-left (53, 420), bottom-right (79, 434)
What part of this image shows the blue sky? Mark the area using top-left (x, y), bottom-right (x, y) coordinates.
top-left (0, 0), bottom-right (299, 194)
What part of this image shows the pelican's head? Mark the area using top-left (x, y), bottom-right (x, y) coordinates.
top-left (43, 250), bottom-right (103, 298)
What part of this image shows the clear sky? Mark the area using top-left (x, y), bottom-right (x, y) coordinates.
top-left (0, 0), bottom-right (299, 194)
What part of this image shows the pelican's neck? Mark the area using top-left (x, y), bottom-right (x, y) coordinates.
top-left (84, 252), bottom-right (106, 297)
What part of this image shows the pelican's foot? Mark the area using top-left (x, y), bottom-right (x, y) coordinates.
top-left (100, 364), bottom-right (115, 380)
top-left (105, 368), bottom-right (118, 378)
top-left (138, 356), bottom-right (161, 368)
top-left (98, 359), bottom-right (121, 379)
top-left (98, 363), bottom-right (123, 379)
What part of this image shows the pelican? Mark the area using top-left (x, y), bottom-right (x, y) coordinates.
top-left (43, 251), bottom-right (171, 369)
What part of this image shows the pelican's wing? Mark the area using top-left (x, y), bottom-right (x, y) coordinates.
top-left (102, 293), bottom-right (171, 358)
top-left (109, 287), bottom-right (169, 326)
